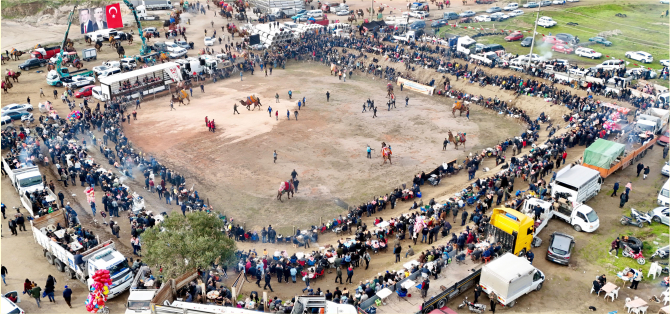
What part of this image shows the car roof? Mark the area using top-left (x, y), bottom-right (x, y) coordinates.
top-left (551, 233), bottom-right (574, 250)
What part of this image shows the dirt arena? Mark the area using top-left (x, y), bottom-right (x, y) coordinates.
top-left (124, 62), bottom-right (524, 232)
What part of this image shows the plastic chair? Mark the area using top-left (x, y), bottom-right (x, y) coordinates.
top-left (638, 306), bottom-right (648, 314)
top-left (375, 298), bottom-right (382, 306)
top-left (648, 262), bottom-right (662, 279)
top-left (624, 297), bottom-right (632, 313)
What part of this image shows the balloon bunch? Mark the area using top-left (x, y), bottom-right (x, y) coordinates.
top-left (85, 269), bottom-right (111, 313)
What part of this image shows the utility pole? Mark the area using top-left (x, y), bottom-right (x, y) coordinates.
top-left (527, 3), bottom-right (542, 69)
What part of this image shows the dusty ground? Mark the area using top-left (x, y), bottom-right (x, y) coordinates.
top-left (123, 61), bottom-right (526, 232)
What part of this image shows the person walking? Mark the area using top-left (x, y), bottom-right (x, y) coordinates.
top-left (345, 267), bottom-right (353, 284)
top-left (636, 163), bottom-right (644, 177)
top-left (30, 283), bottom-right (42, 308)
top-left (473, 284), bottom-right (482, 303)
top-left (263, 272), bottom-right (274, 292)
top-left (63, 285), bottom-right (72, 308)
top-left (294, 110), bottom-right (298, 120)
top-left (619, 192), bottom-right (628, 208)
top-left (625, 181), bottom-right (632, 195)
top-left (372, 106), bottom-right (377, 118)
top-left (169, 100), bottom-right (175, 110)
top-left (45, 274), bottom-right (56, 303)
top-left (393, 244), bottom-right (401, 263)
top-left (40, 88), bottom-right (45, 97)
top-left (366, 145), bottom-right (371, 158)
top-left (1, 265), bottom-right (7, 286)
top-left (420, 279), bottom-right (429, 298)
top-left (443, 138), bottom-right (449, 150)
top-left (490, 296), bottom-right (497, 314)
top-left (287, 109), bottom-right (290, 120)
top-left (611, 181), bottom-right (620, 197)
top-left (273, 150), bottom-right (277, 164)
top-left (288, 90), bottom-right (292, 99)
top-left (275, 93), bottom-right (279, 103)
top-left (8, 219), bottom-right (17, 236)
top-left (233, 103), bottom-right (240, 115)
top-left (664, 145), bottom-right (668, 159)
top-left (405, 96), bottom-right (409, 107)
top-left (326, 91), bottom-right (330, 102)
top-left (275, 110), bottom-right (278, 120)
top-left (334, 266), bottom-right (343, 284)
top-left (643, 166), bottom-right (650, 180)
top-left (200, 84), bottom-right (204, 93)
top-left (609, 237), bottom-right (620, 257)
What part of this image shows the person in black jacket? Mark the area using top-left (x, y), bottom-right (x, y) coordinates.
top-left (393, 244), bottom-right (401, 263)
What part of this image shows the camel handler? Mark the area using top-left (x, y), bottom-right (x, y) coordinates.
top-left (234, 103), bottom-right (240, 115)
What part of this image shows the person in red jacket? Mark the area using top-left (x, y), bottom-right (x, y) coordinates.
top-left (205, 116), bottom-right (209, 127)
top-left (561, 151), bottom-right (567, 166)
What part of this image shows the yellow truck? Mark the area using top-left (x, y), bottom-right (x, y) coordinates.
top-left (485, 207), bottom-right (535, 256)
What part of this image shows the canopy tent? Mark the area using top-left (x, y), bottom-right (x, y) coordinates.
top-left (583, 139), bottom-right (626, 169)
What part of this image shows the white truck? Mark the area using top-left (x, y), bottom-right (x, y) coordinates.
top-left (137, 5), bottom-right (161, 20)
top-left (637, 114), bottom-right (664, 134)
top-left (521, 198), bottom-right (599, 239)
top-left (456, 36), bottom-right (477, 55)
top-left (1, 158), bottom-right (44, 196)
top-left (648, 108), bottom-right (669, 130)
top-left (126, 266), bottom-right (160, 314)
top-left (175, 57), bottom-right (204, 75)
top-left (140, 0), bottom-right (173, 10)
top-left (479, 253), bottom-right (545, 308)
top-left (32, 210), bottom-right (133, 299)
top-left (393, 31), bottom-right (421, 44)
top-left (550, 165), bottom-right (602, 204)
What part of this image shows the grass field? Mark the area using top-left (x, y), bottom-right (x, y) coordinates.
top-left (435, 2), bottom-right (670, 71)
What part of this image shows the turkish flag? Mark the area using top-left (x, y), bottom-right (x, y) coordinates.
top-left (106, 3), bottom-right (123, 29)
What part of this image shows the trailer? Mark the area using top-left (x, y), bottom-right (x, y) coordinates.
top-left (582, 138), bottom-right (656, 178)
top-left (31, 47), bottom-right (61, 59)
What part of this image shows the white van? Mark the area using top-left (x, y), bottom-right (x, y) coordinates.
top-left (1, 294), bottom-right (24, 314)
top-left (92, 86), bottom-right (108, 101)
top-left (594, 59), bottom-right (625, 70)
top-left (307, 9), bottom-right (324, 18)
top-left (97, 68), bottom-right (122, 78)
top-left (659, 178), bottom-right (670, 206)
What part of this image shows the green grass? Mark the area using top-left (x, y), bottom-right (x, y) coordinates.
top-left (435, 2), bottom-right (670, 71)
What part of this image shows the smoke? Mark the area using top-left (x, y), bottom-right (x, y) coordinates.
top-left (536, 41), bottom-right (553, 60)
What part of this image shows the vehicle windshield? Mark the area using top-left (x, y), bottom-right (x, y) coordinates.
top-left (19, 175), bottom-right (42, 188)
top-left (128, 300), bottom-right (151, 310)
top-left (662, 188), bottom-right (669, 198)
top-left (585, 210), bottom-right (598, 222)
top-left (79, 87), bottom-right (89, 92)
top-left (109, 260), bottom-right (131, 277)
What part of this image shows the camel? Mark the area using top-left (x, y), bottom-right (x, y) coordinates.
top-left (85, 36), bottom-right (92, 45)
top-left (348, 15), bottom-right (357, 23)
top-left (94, 41), bottom-right (103, 52)
top-left (172, 89), bottom-right (190, 105)
top-left (447, 130), bottom-right (466, 150)
top-left (277, 179), bottom-right (295, 201)
top-left (5, 71), bottom-right (21, 83)
top-left (109, 36), bottom-right (117, 47)
top-left (117, 46), bottom-right (125, 58)
top-left (357, 9), bottom-right (364, 18)
top-left (72, 59), bottom-right (83, 70)
top-left (381, 142), bottom-right (392, 165)
top-left (127, 35), bottom-right (134, 45)
top-left (0, 55), bottom-right (6, 65)
top-left (10, 50), bottom-right (23, 61)
top-left (2, 81), bottom-right (12, 93)
top-left (387, 83), bottom-right (394, 98)
top-left (452, 101), bottom-right (468, 117)
top-left (240, 96), bottom-right (262, 110)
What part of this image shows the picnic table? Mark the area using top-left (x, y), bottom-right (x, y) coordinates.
top-left (376, 288), bottom-right (393, 305)
top-left (601, 282), bottom-right (617, 295)
top-left (401, 280), bottom-right (416, 290)
top-left (626, 298), bottom-right (647, 310)
top-left (403, 260), bottom-right (420, 270)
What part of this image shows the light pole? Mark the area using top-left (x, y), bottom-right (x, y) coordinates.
top-left (527, 2), bottom-right (542, 69)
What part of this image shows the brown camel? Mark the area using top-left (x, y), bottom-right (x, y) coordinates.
top-left (452, 101), bottom-right (468, 117)
top-left (5, 72), bottom-right (21, 83)
top-left (277, 179), bottom-right (295, 201)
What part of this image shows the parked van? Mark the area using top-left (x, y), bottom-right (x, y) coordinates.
top-left (409, 20), bottom-right (426, 30)
top-left (595, 59), bottom-right (625, 70)
top-left (659, 178), bottom-right (670, 206)
top-left (550, 165), bottom-right (602, 204)
top-left (479, 253), bottom-right (545, 307)
top-left (307, 9), bottom-right (324, 18)
top-left (97, 68), bottom-right (122, 78)
top-left (443, 12), bottom-right (459, 20)
top-left (482, 44), bottom-right (505, 53)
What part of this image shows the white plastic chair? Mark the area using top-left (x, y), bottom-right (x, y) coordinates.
top-left (631, 307), bottom-right (641, 314)
top-left (648, 262), bottom-right (662, 279)
top-left (612, 287), bottom-right (620, 300)
top-left (638, 306), bottom-right (648, 314)
top-left (625, 298), bottom-right (633, 313)
top-left (664, 295), bottom-right (669, 306)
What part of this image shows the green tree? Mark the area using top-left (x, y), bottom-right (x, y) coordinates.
top-left (142, 211), bottom-right (236, 280)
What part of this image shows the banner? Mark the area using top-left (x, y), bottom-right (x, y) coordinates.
top-left (166, 64), bottom-right (183, 83)
top-left (397, 77), bottom-right (435, 95)
top-left (79, 3), bottom-right (124, 34)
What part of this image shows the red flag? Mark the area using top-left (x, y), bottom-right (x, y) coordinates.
top-left (605, 55), bottom-right (609, 58)
top-left (633, 64), bottom-right (638, 66)
top-left (106, 3), bottom-right (123, 28)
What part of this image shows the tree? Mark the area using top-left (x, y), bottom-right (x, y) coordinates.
top-left (142, 211), bottom-right (236, 280)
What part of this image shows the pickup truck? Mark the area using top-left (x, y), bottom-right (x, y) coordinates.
top-left (393, 30), bottom-right (424, 44)
top-left (521, 197), bottom-right (599, 239)
top-left (1, 158), bottom-right (44, 196)
top-left (125, 266), bottom-right (159, 314)
top-left (31, 47), bottom-right (61, 59)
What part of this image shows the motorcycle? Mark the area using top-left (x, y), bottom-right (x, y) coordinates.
top-left (630, 208), bottom-right (652, 226)
top-left (622, 245), bottom-right (646, 265)
top-left (651, 245), bottom-right (669, 260)
top-left (457, 296), bottom-right (487, 314)
top-left (620, 215), bottom-right (644, 228)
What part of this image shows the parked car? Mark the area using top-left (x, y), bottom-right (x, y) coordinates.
top-left (537, 16), bottom-right (557, 27)
top-left (505, 32), bottom-right (524, 41)
top-left (431, 19), bottom-right (449, 27)
top-left (169, 47), bottom-right (188, 59)
top-left (20, 113), bottom-right (34, 123)
top-left (18, 58), bottom-right (47, 70)
top-left (546, 232), bottom-right (574, 265)
top-left (661, 60), bottom-right (670, 67)
top-left (626, 51), bottom-right (653, 63)
top-left (486, 6), bottom-right (502, 13)
top-left (555, 33), bottom-right (577, 44)
top-left (509, 9), bottom-right (524, 16)
top-left (410, 11), bottom-right (429, 18)
top-left (503, 2), bottom-right (519, 10)
top-left (459, 10), bottom-right (476, 17)
top-left (663, 162), bottom-right (670, 176)
top-left (649, 207), bottom-right (669, 225)
top-left (552, 0), bottom-right (565, 4)
top-left (567, 0), bottom-right (579, 2)
top-left (575, 47), bottom-right (602, 59)
top-left (1, 110), bottom-right (32, 121)
top-left (74, 85), bottom-right (96, 98)
top-left (542, 36), bottom-right (565, 44)
top-left (1, 103), bottom-right (33, 114)
top-left (520, 37), bottom-right (534, 47)
top-left (540, 0), bottom-right (552, 6)
top-left (62, 75), bottom-right (96, 88)
top-left (523, 1), bottom-right (539, 7)
top-left (490, 12), bottom-right (509, 21)
top-left (474, 14), bottom-right (491, 22)
top-left (204, 37), bottom-right (215, 46)
top-left (659, 129), bottom-right (669, 146)
top-left (588, 36), bottom-right (612, 46)
top-left (335, 9), bottom-right (351, 15)
top-left (1, 115), bottom-right (10, 126)
top-left (175, 40), bottom-right (191, 49)
top-left (552, 44), bottom-right (574, 54)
